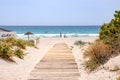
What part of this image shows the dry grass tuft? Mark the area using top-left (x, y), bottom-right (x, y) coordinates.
top-left (84, 40), bottom-right (112, 72)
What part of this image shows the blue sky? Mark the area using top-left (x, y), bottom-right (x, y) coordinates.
top-left (0, 0), bottom-right (120, 25)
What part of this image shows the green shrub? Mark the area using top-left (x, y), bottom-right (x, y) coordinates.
top-left (84, 10), bottom-right (120, 72)
top-left (15, 39), bottom-right (27, 49)
top-left (74, 40), bottom-right (86, 47)
top-left (4, 37), bottom-right (16, 44)
top-left (26, 40), bottom-right (38, 48)
top-left (85, 58), bottom-right (100, 72)
top-left (26, 40), bottom-right (35, 47)
top-left (14, 48), bottom-right (24, 59)
top-left (0, 37), bottom-right (35, 62)
top-left (0, 42), bottom-right (14, 61)
top-left (84, 40), bottom-right (111, 72)
top-left (99, 10), bottom-right (120, 55)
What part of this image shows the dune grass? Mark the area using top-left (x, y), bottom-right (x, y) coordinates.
top-left (74, 40), bottom-right (88, 48)
top-left (0, 37), bottom-right (36, 62)
top-left (84, 40), bottom-right (112, 72)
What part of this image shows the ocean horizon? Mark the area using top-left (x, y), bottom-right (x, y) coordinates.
top-left (0, 25), bottom-right (100, 38)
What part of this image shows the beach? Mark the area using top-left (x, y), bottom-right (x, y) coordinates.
top-left (0, 25), bottom-right (100, 80)
top-left (0, 26), bottom-right (100, 38)
top-left (0, 0), bottom-right (119, 79)
top-left (0, 37), bottom-right (119, 80)
top-left (0, 37), bottom-right (97, 80)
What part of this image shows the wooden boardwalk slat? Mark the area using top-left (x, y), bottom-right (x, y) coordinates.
top-left (28, 43), bottom-right (80, 80)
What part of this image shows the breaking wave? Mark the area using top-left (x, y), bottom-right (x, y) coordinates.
top-left (17, 33), bottom-right (99, 38)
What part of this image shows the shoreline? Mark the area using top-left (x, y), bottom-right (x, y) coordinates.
top-left (16, 33), bottom-right (99, 38)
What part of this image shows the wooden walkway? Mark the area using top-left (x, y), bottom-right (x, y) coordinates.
top-left (28, 43), bottom-right (80, 80)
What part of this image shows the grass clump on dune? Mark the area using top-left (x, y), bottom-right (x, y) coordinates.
top-left (84, 40), bottom-right (112, 72)
top-left (0, 37), bottom-right (35, 62)
top-left (74, 40), bottom-right (87, 47)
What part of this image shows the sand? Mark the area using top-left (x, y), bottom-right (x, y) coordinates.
top-left (2, 37), bottom-right (119, 80)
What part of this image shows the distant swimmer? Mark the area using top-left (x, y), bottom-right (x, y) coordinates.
top-left (60, 32), bottom-right (62, 38)
top-left (64, 34), bottom-right (67, 38)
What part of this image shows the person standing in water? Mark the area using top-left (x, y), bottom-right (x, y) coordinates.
top-left (64, 34), bottom-right (67, 38)
top-left (60, 32), bottom-right (62, 38)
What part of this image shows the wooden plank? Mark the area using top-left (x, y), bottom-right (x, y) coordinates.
top-left (28, 43), bottom-right (80, 80)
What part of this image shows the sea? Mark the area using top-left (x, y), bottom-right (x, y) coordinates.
top-left (0, 26), bottom-right (100, 38)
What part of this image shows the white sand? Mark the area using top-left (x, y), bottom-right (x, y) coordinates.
top-left (1, 37), bottom-right (119, 80)
top-left (71, 38), bottom-right (120, 80)
top-left (0, 38), bottom-right (53, 80)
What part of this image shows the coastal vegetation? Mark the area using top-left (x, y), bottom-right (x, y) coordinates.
top-left (100, 11), bottom-right (120, 56)
top-left (74, 40), bottom-right (87, 47)
top-left (84, 10), bottom-right (120, 72)
top-left (0, 37), bottom-right (35, 61)
top-left (84, 40), bottom-right (111, 72)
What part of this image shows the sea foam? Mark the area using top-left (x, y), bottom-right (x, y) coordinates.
top-left (17, 33), bottom-right (99, 38)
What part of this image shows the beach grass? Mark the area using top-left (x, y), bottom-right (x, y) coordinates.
top-left (84, 40), bottom-right (112, 72)
top-left (0, 37), bottom-right (35, 61)
top-left (74, 40), bottom-right (87, 48)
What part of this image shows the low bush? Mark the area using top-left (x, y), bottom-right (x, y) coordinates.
top-left (15, 39), bottom-right (27, 49)
top-left (14, 48), bottom-right (24, 59)
top-left (99, 10), bottom-right (120, 56)
top-left (26, 40), bottom-right (35, 47)
top-left (74, 40), bottom-right (87, 47)
top-left (84, 40), bottom-right (112, 72)
top-left (85, 59), bottom-right (101, 72)
top-left (0, 42), bottom-right (14, 61)
top-left (0, 37), bottom-right (35, 61)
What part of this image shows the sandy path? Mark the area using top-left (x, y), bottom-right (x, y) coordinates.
top-left (28, 43), bottom-right (80, 80)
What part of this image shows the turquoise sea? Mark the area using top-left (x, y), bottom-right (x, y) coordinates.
top-left (0, 26), bottom-right (100, 38)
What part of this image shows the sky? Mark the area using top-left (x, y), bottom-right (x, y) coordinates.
top-left (0, 0), bottom-right (120, 25)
